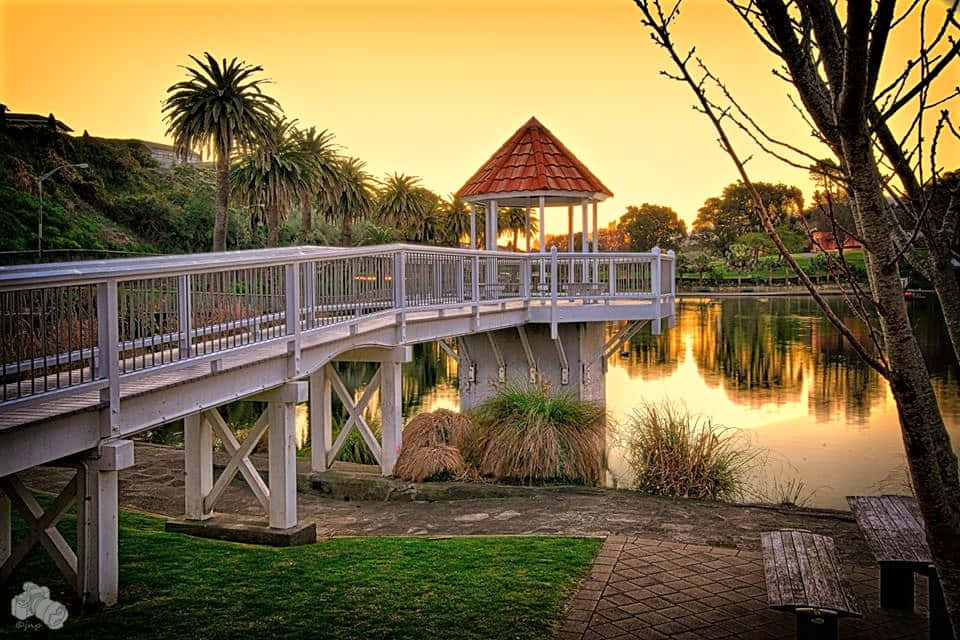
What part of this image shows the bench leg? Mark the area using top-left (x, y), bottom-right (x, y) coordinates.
top-left (928, 568), bottom-right (955, 640)
top-left (880, 565), bottom-right (915, 611)
top-left (796, 612), bottom-right (838, 640)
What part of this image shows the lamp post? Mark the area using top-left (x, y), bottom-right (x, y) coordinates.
top-left (37, 163), bottom-right (88, 258)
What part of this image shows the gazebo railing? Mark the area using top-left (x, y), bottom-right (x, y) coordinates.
top-left (0, 244), bottom-right (674, 406)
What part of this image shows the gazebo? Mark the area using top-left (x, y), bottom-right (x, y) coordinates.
top-left (455, 116), bottom-right (613, 255)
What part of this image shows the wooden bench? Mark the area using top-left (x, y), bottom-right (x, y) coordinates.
top-left (847, 495), bottom-right (952, 639)
top-left (761, 530), bottom-right (862, 640)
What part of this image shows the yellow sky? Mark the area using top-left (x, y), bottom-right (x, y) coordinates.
top-left (2, 0), bottom-right (957, 231)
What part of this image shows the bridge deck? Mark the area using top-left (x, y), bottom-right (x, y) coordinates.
top-left (1, 245), bottom-right (675, 476)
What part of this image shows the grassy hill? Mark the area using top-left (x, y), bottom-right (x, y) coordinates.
top-left (0, 126), bottom-right (222, 259)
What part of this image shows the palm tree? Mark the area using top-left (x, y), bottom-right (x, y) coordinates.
top-left (440, 195), bottom-right (471, 247)
top-left (499, 207), bottom-right (539, 250)
top-left (296, 127), bottom-right (339, 238)
top-left (231, 117), bottom-right (313, 247)
top-left (327, 157), bottom-right (374, 244)
top-left (407, 188), bottom-right (442, 243)
top-left (163, 52), bottom-right (280, 251)
top-left (377, 173), bottom-right (424, 228)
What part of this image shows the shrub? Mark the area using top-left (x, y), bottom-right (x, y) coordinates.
top-left (394, 409), bottom-right (474, 482)
top-left (468, 382), bottom-right (606, 485)
top-left (620, 400), bottom-right (757, 501)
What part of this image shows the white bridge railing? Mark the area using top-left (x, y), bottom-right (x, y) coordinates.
top-left (0, 244), bottom-right (675, 410)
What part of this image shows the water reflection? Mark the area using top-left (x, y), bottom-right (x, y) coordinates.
top-left (604, 296), bottom-right (960, 509)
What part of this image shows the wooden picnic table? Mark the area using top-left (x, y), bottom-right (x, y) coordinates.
top-left (847, 495), bottom-right (952, 639)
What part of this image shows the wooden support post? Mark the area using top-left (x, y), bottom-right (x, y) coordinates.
top-left (78, 459), bottom-right (120, 606)
top-left (268, 400), bottom-right (297, 530)
top-left (567, 205), bottom-right (574, 253)
top-left (184, 413), bottom-right (213, 521)
top-left (489, 199), bottom-right (498, 250)
top-left (380, 360), bottom-right (403, 476)
top-left (309, 367), bottom-right (333, 473)
top-left (879, 565), bottom-right (915, 611)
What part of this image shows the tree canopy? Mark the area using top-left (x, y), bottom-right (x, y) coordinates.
top-left (617, 204), bottom-right (687, 252)
top-left (693, 182), bottom-right (804, 253)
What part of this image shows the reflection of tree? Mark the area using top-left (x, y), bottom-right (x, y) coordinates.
top-left (614, 296), bottom-right (956, 424)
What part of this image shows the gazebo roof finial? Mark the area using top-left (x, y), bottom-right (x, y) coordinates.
top-left (455, 116), bottom-right (613, 205)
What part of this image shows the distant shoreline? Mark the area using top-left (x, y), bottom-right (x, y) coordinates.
top-left (676, 287), bottom-right (932, 298)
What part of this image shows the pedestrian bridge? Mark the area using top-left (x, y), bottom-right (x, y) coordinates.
top-left (0, 243), bottom-right (675, 605)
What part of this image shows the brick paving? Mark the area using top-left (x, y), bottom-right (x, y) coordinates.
top-left (559, 536), bottom-right (930, 640)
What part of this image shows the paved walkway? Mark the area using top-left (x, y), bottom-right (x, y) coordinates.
top-left (561, 536), bottom-right (928, 640)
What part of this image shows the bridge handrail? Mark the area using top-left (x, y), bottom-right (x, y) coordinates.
top-left (0, 244), bottom-right (674, 409)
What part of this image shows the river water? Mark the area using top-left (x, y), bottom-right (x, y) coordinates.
top-left (409, 295), bottom-right (960, 510)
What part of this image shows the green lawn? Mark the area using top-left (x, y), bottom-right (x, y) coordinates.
top-left (1, 505), bottom-right (599, 640)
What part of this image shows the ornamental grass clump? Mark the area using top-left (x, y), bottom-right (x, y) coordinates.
top-left (468, 382), bottom-right (606, 485)
top-left (622, 400), bottom-right (757, 501)
top-left (394, 409), bottom-right (473, 482)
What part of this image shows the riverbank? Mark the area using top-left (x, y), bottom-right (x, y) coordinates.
top-left (22, 443), bottom-right (873, 563)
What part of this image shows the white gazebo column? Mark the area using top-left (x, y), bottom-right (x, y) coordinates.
top-left (488, 199), bottom-right (498, 250)
top-left (581, 201), bottom-right (589, 282)
top-left (567, 206), bottom-right (574, 252)
top-left (469, 203), bottom-right (476, 250)
top-left (592, 201), bottom-right (599, 284)
top-left (538, 196), bottom-right (546, 290)
top-left (592, 201), bottom-right (599, 253)
top-left (525, 207), bottom-right (531, 252)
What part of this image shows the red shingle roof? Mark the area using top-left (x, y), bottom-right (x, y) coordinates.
top-left (455, 117), bottom-right (613, 199)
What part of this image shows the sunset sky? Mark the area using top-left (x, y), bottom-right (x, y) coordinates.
top-left (2, 0), bottom-right (957, 232)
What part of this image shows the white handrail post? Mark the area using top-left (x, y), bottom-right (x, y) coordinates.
top-left (303, 261), bottom-right (316, 329)
top-left (96, 280), bottom-right (120, 437)
top-left (176, 274), bottom-right (192, 359)
top-left (284, 263), bottom-right (301, 378)
top-left (651, 246), bottom-right (661, 335)
top-left (608, 257), bottom-right (616, 298)
top-left (667, 249), bottom-right (676, 295)
top-left (521, 257), bottom-right (531, 300)
top-left (550, 246), bottom-right (558, 339)
top-left (456, 255), bottom-right (465, 303)
top-left (394, 250), bottom-right (407, 339)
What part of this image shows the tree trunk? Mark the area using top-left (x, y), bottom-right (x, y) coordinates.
top-left (266, 203), bottom-right (280, 248)
top-left (341, 211), bottom-right (354, 246)
top-left (843, 130), bottom-right (960, 634)
top-left (929, 263), bottom-right (960, 370)
top-left (212, 146), bottom-right (230, 252)
top-left (300, 192), bottom-right (313, 239)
